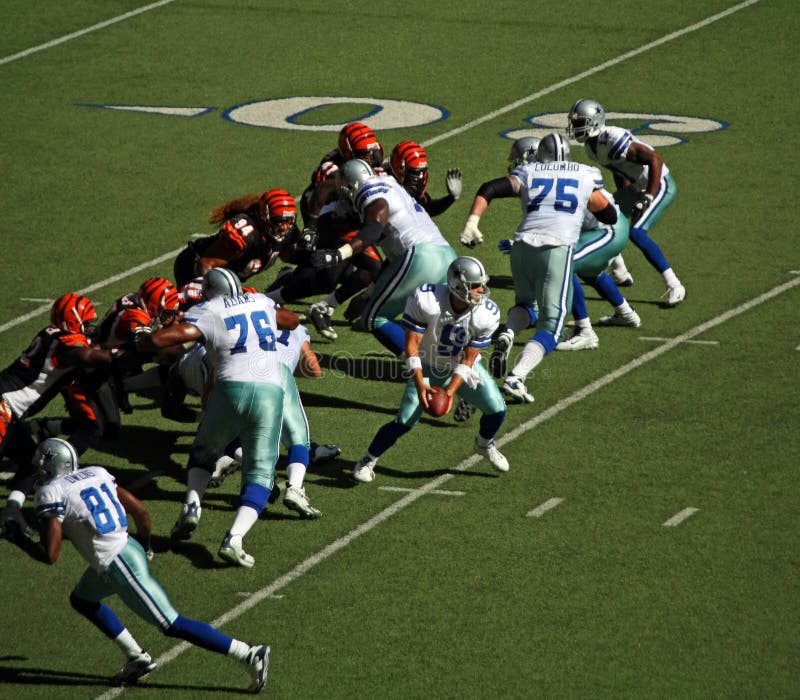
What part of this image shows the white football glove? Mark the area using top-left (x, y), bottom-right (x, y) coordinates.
top-left (459, 214), bottom-right (484, 248)
top-left (445, 168), bottom-right (463, 200)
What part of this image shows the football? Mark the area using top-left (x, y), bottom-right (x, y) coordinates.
top-left (425, 387), bottom-right (452, 417)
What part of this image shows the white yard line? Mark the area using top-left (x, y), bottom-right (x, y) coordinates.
top-left (639, 337), bottom-right (720, 346)
top-left (379, 486), bottom-right (465, 496)
top-left (526, 498), bottom-right (565, 518)
top-left (663, 507), bottom-right (700, 527)
top-left (0, 0), bottom-right (178, 67)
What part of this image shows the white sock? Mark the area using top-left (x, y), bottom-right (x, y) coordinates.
top-left (227, 638), bottom-right (250, 661)
top-left (662, 268), bottom-right (680, 288)
top-left (575, 317), bottom-right (592, 330)
top-left (114, 629), bottom-right (144, 659)
top-left (229, 505), bottom-right (259, 539)
top-left (615, 300), bottom-right (633, 315)
top-left (609, 254), bottom-right (628, 274)
top-left (286, 461), bottom-right (307, 489)
top-left (510, 340), bottom-right (546, 380)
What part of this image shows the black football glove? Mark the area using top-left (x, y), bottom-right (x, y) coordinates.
top-left (631, 192), bottom-right (654, 224)
top-left (297, 228), bottom-right (317, 253)
top-left (311, 248), bottom-right (343, 269)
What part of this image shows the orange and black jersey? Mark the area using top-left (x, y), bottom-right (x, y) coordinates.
top-left (94, 292), bottom-right (153, 348)
top-left (0, 327), bottom-right (90, 419)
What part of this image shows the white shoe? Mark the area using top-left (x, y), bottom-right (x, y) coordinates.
top-left (219, 532), bottom-right (255, 568)
top-left (283, 484), bottom-right (322, 519)
top-left (597, 309), bottom-right (641, 328)
top-left (556, 327), bottom-right (599, 351)
top-left (663, 283), bottom-right (686, 307)
top-left (475, 438), bottom-right (509, 472)
top-left (170, 502), bottom-right (201, 540)
top-left (490, 329), bottom-right (514, 379)
top-left (308, 302), bottom-right (337, 340)
top-left (353, 455), bottom-right (377, 483)
top-left (113, 651), bottom-right (157, 685)
top-left (610, 269), bottom-right (634, 286)
top-left (309, 442), bottom-right (341, 464)
top-left (245, 644), bottom-right (271, 693)
top-left (501, 375), bottom-right (534, 404)
top-left (208, 454), bottom-right (241, 488)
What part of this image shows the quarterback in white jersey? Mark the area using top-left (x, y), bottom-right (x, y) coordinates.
top-left (33, 438), bottom-right (270, 691)
top-left (139, 269), bottom-right (300, 568)
top-left (567, 98), bottom-right (685, 306)
top-left (352, 257), bottom-right (509, 483)
top-left (311, 160), bottom-right (457, 356)
top-left (460, 133), bottom-right (617, 404)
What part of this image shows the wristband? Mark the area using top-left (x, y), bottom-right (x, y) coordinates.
top-left (406, 355), bottom-right (422, 371)
top-left (336, 243), bottom-right (354, 261)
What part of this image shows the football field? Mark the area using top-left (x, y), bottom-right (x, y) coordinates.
top-left (1, 1), bottom-right (798, 697)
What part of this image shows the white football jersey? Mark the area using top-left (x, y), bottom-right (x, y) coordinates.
top-left (275, 324), bottom-right (311, 372)
top-left (353, 175), bottom-right (450, 260)
top-left (35, 466), bottom-right (129, 570)
top-left (584, 126), bottom-right (670, 190)
top-left (183, 292), bottom-right (282, 387)
top-left (402, 284), bottom-right (499, 374)
top-left (510, 161), bottom-right (604, 246)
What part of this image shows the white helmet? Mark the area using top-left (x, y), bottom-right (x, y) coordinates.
top-left (202, 267), bottom-right (243, 300)
top-left (536, 133), bottom-right (571, 163)
top-left (566, 98), bottom-right (605, 143)
top-left (336, 158), bottom-right (374, 207)
top-left (34, 438), bottom-right (79, 480)
top-left (508, 136), bottom-right (540, 172)
top-left (447, 256), bottom-right (490, 306)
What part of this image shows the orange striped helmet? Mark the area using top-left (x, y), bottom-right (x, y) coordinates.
top-left (261, 189), bottom-right (297, 243)
top-left (390, 141), bottom-right (429, 199)
top-left (338, 122), bottom-right (384, 167)
top-left (138, 277), bottom-right (179, 322)
top-left (50, 293), bottom-right (97, 334)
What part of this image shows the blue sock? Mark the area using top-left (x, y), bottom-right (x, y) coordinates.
top-left (532, 329), bottom-right (557, 354)
top-left (70, 593), bottom-right (125, 639)
top-left (372, 322), bottom-right (405, 356)
top-left (586, 271), bottom-right (624, 307)
top-left (240, 482), bottom-right (270, 514)
top-left (479, 410), bottom-right (505, 441)
top-left (630, 227), bottom-right (670, 272)
top-left (368, 420), bottom-right (412, 457)
top-left (571, 274), bottom-right (588, 320)
top-left (166, 614), bottom-right (232, 654)
top-left (287, 444), bottom-right (309, 466)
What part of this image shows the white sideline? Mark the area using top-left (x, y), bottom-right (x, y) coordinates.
top-left (95, 276), bottom-right (800, 700)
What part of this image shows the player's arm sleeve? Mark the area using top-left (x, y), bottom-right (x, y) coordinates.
top-left (476, 177), bottom-right (516, 203)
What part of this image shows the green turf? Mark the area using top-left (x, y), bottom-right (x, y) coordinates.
top-left (1, 1), bottom-right (798, 698)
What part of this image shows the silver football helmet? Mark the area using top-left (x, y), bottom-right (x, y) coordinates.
top-left (202, 267), bottom-right (243, 300)
top-left (34, 438), bottom-right (79, 480)
top-left (336, 158), bottom-right (374, 206)
top-left (566, 98), bottom-right (605, 143)
top-left (508, 136), bottom-right (540, 172)
top-left (536, 133), bottom-right (571, 163)
top-left (447, 256), bottom-right (490, 306)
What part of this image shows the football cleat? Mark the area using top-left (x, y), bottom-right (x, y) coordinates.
top-left (208, 454), bottom-right (241, 488)
top-left (609, 269), bottom-right (634, 287)
top-left (283, 484), bottom-right (322, 519)
top-left (501, 376), bottom-right (534, 404)
top-left (352, 455), bottom-right (377, 483)
top-left (219, 532), bottom-right (255, 568)
top-left (1, 504), bottom-right (36, 541)
top-left (170, 502), bottom-right (201, 540)
top-left (662, 283), bottom-right (686, 307)
top-left (308, 302), bottom-right (337, 340)
top-left (597, 309), bottom-right (641, 327)
top-left (245, 644), bottom-right (271, 694)
top-left (475, 438), bottom-right (510, 472)
top-left (309, 442), bottom-right (341, 464)
top-left (556, 327), bottom-right (599, 351)
top-left (113, 651), bottom-right (157, 686)
top-left (453, 398), bottom-right (477, 422)
top-left (490, 329), bottom-right (514, 379)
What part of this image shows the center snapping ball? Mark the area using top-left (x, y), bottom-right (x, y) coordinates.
top-left (425, 387), bottom-right (452, 417)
